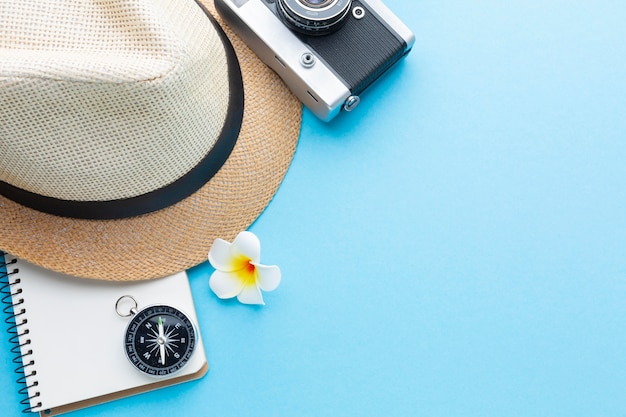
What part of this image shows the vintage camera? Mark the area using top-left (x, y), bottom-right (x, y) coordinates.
top-left (214, 0), bottom-right (414, 121)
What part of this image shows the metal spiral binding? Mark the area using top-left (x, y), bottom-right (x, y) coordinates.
top-left (0, 252), bottom-right (42, 413)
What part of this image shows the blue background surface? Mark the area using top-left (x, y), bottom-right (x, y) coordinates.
top-left (2, 0), bottom-right (626, 415)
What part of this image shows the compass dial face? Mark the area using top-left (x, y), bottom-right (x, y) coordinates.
top-left (123, 305), bottom-right (196, 376)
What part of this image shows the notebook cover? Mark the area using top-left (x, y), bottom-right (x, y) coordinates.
top-left (1, 253), bottom-right (208, 415)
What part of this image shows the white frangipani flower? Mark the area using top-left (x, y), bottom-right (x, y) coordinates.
top-left (208, 231), bottom-right (281, 305)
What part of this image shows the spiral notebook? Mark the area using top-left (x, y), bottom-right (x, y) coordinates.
top-left (0, 252), bottom-right (208, 416)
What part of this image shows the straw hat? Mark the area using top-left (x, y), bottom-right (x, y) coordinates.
top-left (0, 0), bottom-right (301, 280)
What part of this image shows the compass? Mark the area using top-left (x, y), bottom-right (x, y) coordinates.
top-left (116, 296), bottom-right (197, 377)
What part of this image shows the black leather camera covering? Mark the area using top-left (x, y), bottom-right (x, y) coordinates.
top-left (301, 0), bottom-right (407, 94)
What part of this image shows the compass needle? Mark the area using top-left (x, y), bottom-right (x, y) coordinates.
top-left (158, 316), bottom-right (166, 365)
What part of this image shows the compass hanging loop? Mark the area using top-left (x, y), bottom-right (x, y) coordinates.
top-left (115, 295), bottom-right (138, 318)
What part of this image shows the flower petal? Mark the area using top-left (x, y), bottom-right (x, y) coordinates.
top-left (254, 264), bottom-right (281, 292)
top-left (208, 238), bottom-right (237, 272)
top-left (237, 284), bottom-right (265, 305)
top-left (231, 231), bottom-right (261, 264)
top-left (209, 270), bottom-right (244, 299)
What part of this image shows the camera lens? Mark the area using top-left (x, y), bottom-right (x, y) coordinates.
top-left (299, 0), bottom-right (333, 7)
top-left (277, 0), bottom-right (352, 35)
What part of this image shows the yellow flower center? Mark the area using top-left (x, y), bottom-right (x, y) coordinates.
top-left (233, 255), bottom-right (257, 286)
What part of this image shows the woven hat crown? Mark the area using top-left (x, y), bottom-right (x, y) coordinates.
top-left (0, 0), bottom-right (240, 218)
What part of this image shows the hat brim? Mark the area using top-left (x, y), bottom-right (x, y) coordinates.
top-left (0, 0), bottom-right (302, 281)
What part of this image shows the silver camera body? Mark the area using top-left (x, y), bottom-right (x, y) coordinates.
top-left (214, 0), bottom-right (415, 121)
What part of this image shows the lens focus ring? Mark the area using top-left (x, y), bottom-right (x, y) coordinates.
top-left (277, 0), bottom-right (352, 35)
